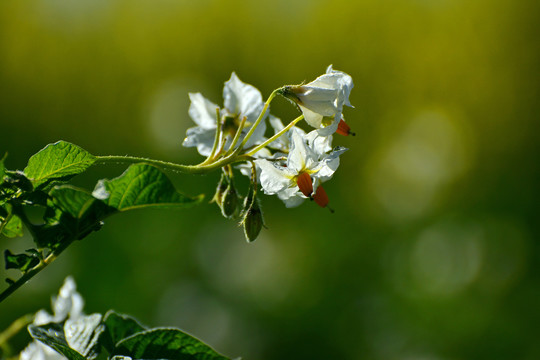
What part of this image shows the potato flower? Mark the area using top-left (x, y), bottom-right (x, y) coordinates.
top-left (281, 65), bottom-right (354, 136)
top-left (255, 128), bottom-right (346, 208)
top-left (183, 72), bottom-right (267, 156)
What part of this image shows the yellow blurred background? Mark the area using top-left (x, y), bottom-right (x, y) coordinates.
top-left (1, 0), bottom-right (539, 359)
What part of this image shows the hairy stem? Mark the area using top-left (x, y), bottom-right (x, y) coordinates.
top-left (237, 88), bottom-right (281, 150)
top-left (94, 151), bottom-right (247, 175)
top-left (245, 114), bottom-right (304, 156)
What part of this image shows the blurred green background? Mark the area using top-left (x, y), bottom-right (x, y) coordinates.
top-left (1, 0), bottom-right (539, 359)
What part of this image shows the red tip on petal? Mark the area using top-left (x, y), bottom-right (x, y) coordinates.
top-left (297, 172), bottom-right (313, 197)
top-left (336, 119), bottom-right (354, 136)
top-left (313, 185), bottom-right (329, 208)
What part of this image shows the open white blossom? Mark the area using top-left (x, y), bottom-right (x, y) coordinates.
top-left (183, 72), bottom-right (267, 156)
top-left (254, 128), bottom-right (346, 208)
top-left (282, 65), bottom-right (354, 136)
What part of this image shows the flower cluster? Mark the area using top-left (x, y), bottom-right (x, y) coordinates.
top-left (183, 65), bottom-right (354, 241)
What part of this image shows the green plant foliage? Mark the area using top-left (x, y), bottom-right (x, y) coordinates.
top-left (1, 214), bottom-right (23, 238)
top-left (113, 328), bottom-right (230, 360)
top-left (28, 323), bottom-right (87, 360)
top-left (1, 149), bottom-right (206, 299)
top-left (24, 141), bottom-right (96, 190)
top-left (0, 171), bottom-right (34, 203)
top-left (0, 205), bottom-right (11, 234)
top-left (64, 314), bottom-right (105, 359)
top-left (4, 249), bottom-right (41, 272)
top-left (24, 309), bottom-right (231, 360)
top-left (93, 163), bottom-right (204, 211)
top-left (43, 185), bottom-right (112, 241)
top-left (101, 311), bottom-right (146, 353)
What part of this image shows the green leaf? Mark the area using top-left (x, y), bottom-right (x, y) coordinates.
top-left (24, 141), bottom-right (96, 189)
top-left (33, 186), bottom-right (110, 249)
top-left (1, 214), bottom-right (23, 238)
top-left (28, 323), bottom-right (86, 360)
top-left (0, 171), bottom-right (33, 203)
top-left (50, 185), bottom-right (113, 221)
top-left (101, 311), bottom-right (146, 352)
top-left (93, 163), bottom-right (204, 212)
top-left (114, 328), bottom-right (230, 360)
top-left (4, 249), bottom-right (40, 271)
top-left (0, 205), bottom-right (11, 233)
top-left (64, 314), bottom-right (105, 360)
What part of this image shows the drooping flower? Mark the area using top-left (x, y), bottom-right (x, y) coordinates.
top-left (280, 65), bottom-right (354, 136)
top-left (254, 128), bottom-right (347, 208)
top-left (183, 73), bottom-right (267, 156)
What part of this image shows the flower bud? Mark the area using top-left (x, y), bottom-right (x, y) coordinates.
top-left (240, 187), bottom-right (265, 242)
top-left (220, 183), bottom-right (239, 219)
top-left (212, 173), bottom-right (240, 219)
top-left (242, 198), bottom-right (264, 243)
top-left (211, 173), bottom-right (228, 205)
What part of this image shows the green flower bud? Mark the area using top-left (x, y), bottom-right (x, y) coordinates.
top-left (212, 172), bottom-right (240, 219)
top-left (211, 173), bottom-right (228, 206)
top-left (220, 183), bottom-right (239, 219)
top-left (242, 198), bottom-right (264, 243)
top-left (240, 188), bottom-right (264, 242)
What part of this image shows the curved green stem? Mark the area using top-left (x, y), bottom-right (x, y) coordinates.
top-left (237, 88), bottom-right (281, 151)
top-left (245, 114), bottom-right (304, 156)
top-left (95, 151), bottom-right (249, 175)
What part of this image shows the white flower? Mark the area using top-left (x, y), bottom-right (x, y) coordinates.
top-left (255, 128), bottom-right (347, 208)
top-left (183, 73), bottom-right (267, 156)
top-left (282, 65), bottom-right (353, 136)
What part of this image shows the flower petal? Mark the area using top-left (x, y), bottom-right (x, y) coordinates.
top-left (188, 93), bottom-right (219, 129)
top-left (277, 188), bottom-right (306, 208)
top-left (287, 128), bottom-right (309, 173)
top-left (182, 125), bottom-right (216, 156)
top-left (315, 146), bottom-right (348, 182)
top-left (305, 130), bottom-right (333, 155)
top-left (326, 65), bottom-right (354, 108)
top-left (255, 159), bottom-right (294, 195)
top-left (223, 72), bottom-right (265, 123)
top-left (295, 87), bottom-right (339, 116)
top-left (316, 115), bottom-right (340, 137)
top-left (299, 105), bottom-right (324, 129)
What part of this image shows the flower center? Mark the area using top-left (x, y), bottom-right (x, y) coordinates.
top-left (321, 117), bottom-right (334, 128)
top-left (222, 115), bottom-right (249, 137)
